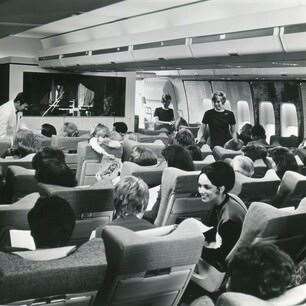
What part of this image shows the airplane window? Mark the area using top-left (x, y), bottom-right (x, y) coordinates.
top-left (237, 100), bottom-right (251, 131)
top-left (281, 103), bottom-right (298, 137)
top-left (259, 101), bottom-right (275, 143)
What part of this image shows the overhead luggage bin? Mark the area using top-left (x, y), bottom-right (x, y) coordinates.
top-left (131, 38), bottom-right (192, 61)
top-left (189, 27), bottom-right (283, 57)
top-left (280, 23), bottom-right (306, 52)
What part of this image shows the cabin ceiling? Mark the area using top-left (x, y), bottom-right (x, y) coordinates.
top-left (0, 0), bottom-right (124, 39)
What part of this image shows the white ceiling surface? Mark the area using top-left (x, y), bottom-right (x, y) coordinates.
top-left (35, 0), bottom-right (306, 55)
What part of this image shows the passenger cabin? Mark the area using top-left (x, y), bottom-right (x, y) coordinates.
top-left (0, 1), bottom-right (306, 305)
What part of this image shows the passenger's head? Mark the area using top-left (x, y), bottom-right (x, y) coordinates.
top-left (212, 91), bottom-right (226, 112)
top-left (269, 146), bottom-right (298, 178)
top-left (239, 123), bottom-right (253, 145)
top-left (174, 116), bottom-right (188, 131)
top-left (113, 122), bottom-right (128, 135)
top-left (28, 196), bottom-right (76, 248)
top-left (186, 144), bottom-right (204, 161)
top-left (227, 242), bottom-right (295, 300)
top-left (198, 161), bottom-right (235, 205)
top-left (13, 129), bottom-right (37, 157)
top-left (114, 176), bottom-right (149, 219)
top-left (161, 94), bottom-right (171, 109)
top-left (224, 138), bottom-right (244, 151)
top-left (41, 123), bottom-right (57, 138)
top-left (129, 146), bottom-right (158, 166)
top-left (32, 147), bottom-right (65, 170)
top-left (35, 159), bottom-right (77, 187)
top-left (91, 124), bottom-right (110, 140)
top-left (242, 144), bottom-right (268, 161)
top-left (63, 122), bottom-right (79, 137)
top-left (14, 92), bottom-right (28, 111)
top-left (162, 144), bottom-right (195, 171)
top-left (251, 124), bottom-right (266, 140)
top-left (231, 155), bottom-right (254, 177)
top-left (175, 128), bottom-right (195, 147)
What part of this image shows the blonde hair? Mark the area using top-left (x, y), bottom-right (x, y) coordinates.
top-left (232, 155), bottom-right (254, 177)
top-left (91, 124), bottom-right (110, 138)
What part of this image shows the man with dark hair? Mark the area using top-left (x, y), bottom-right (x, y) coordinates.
top-left (175, 128), bottom-right (195, 147)
top-left (113, 122), bottom-right (128, 135)
top-left (198, 161), bottom-right (247, 271)
top-left (196, 91), bottom-right (236, 148)
top-left (28, 196), bottom-right (76, 248)
top-left (0, 92), bottom-right (29, 140)
top-left (227, 242), bottom-right (295, 299)
top-left (248, 124), bottom-right (269, 146)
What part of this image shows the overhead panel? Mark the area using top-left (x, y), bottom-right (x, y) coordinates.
top-left (131, 38), bottom-right (192, 61)
top-left (280, 23), bottom-right (306, 52)
top-left (189, 27), bottom-right (283, 57)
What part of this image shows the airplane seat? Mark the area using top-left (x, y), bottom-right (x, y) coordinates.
top-left (180, 125), bottom-right (200, 138)
top-left (231, 169), bottom-right (280, 207)
top-left (273, 171), bottom-right (306, 208)
top-left (200, 144), bottom-right (212, 159)
top-left (212, 146), bottom-right (243, 160)
top-left (193, 155), bottom-right (216, 171)
top-left (270, 135), bottom-right (300, 148)
top-left (226, 200), bottom-right (306, 264)
top-left (38, 181), bottom-right (114, 245)
top-left (214, 284), bottom-right (306, 306)
top-left (93, 218), bottom-right (204, 306)
top-left (122, 138), bottom-right (165, 162)
top-left (135, 132), bottom-right (169, 145)
top-left (0, 238), bottom-right (107, 305)
top-left (120, 161), bottom-right (167, 188)
top-left (154, 167), bottom-right (209, 227)
top-left (0, 137), bottom-right (11, 156)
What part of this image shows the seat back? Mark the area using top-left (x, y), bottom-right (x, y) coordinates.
top-left (76, 142), bottom-right (101, 184)
top-left (270, 135), bottom-right (300, 147)
top-left (213, 146), bottom-right (243, 160)
top-left (51, 135), bottom-right (90, 152)
top-left (38, 181), bottom-right (114, 244)
top-left (0, 239), bottom-right (107, 305)
top-left (154, 168), bottom-right (200, 226)
top-left (94, 218), bottom-right (204, 306)
top-left (193, 155), bottom-right (215, 171)
top-left (122, 139), bottom-right (165, 162)
top-left (235, 169), bottom-right (280, 207)
top-left (200, 144), bottom-right (213, 159)
top-left (136, 132), bottom-right (169, 145)
top-left (120, 161), bottom-right (166, 188)
top-left (216, 284), bottom-right (306, 306)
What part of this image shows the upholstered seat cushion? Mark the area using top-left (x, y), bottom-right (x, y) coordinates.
top-left (0, 239), bottom-right (107, 304)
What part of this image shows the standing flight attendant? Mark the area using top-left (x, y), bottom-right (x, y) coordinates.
top-left (196, 91), bottom-right (236, 148)
top-left (153, 94), bottom-right (175, 131)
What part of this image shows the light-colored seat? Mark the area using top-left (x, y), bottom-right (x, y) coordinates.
top-left (200, 144), bottom-right (213, 159)
top-left (38, 181), bottom-right (114, 244)
top-left (215, 284), bottom-right (306, 306)
top-left (231, 169), bottom-right (280, 207)
top-left (213, 146), bottom-right (243, 160)
top-left (154, 167), bottom-right (214, 227)
top-left (226, 199), bottom-right (306, 263)
top-left (93, 218), bottom-right (204, 306)
top-left (273, 171), bottom-right (306, 208)
top-left (0, 239), bottom-right (107, 305)
top-left (136, 132), bottom-right (169, 145)
top-left (120, 161), bottom-right (167, 188)
top-left (193, 155), bottom-right (216, 171)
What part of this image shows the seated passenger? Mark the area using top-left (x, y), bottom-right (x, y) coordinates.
top-left (231, 155), bottom-right (254, 177)
top-left (269, 146), bottom-right (298, 179)
top-left (89, 124), bottom-right (121, 158)
top-left (62, 122), bottom-right (79, 137)
top-left (224, 138), bottom-right (244, 151)
top-left (227, 242), bottom-right (294, 300)
top-left (41, 123), bottom-right (57, 138)
top-left (198, 162), bottom-right (246, 271)
top-left (113, 121), bottom-right (128, 135)
top-left (247, 124), bottom-right (269, 146)
top-left (238, 123), bottom-right (253, 145)
top-left (32, 147), bottom-right (65, 170)
top-left (174, 128), bottom-right (195, 147)
top-left (242, 144), bottom-right (268, 162)
top-left (92, 176), bottom-right (154, 238)
top-left (28, 196), bottom-right (76, 248)
top-left (129, 146), bottom-right (158, 166)
top-left (174, 116), bottom-right (189, 131)
top-left (1, 129), bottom-right (38, 158)
top-left (187, 144), bottom-right (204, 161)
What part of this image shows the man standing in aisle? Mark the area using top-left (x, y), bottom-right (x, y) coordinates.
top-left (153, 94), bottom-right (175, 131)
top-left (0, 92), bottom-right (28, 142)
top-left (196, 91), bottom-right (236, 148)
